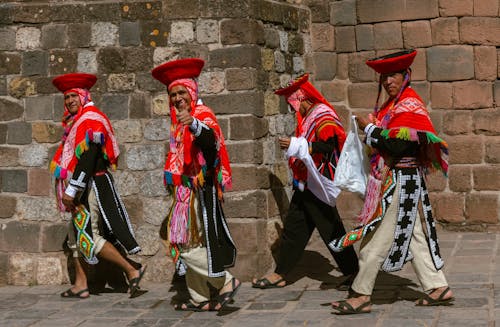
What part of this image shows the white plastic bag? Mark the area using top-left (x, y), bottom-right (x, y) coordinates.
top-left (332, 115), bottom-right (369, 196)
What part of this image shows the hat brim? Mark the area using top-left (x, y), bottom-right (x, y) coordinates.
top-left (274, 74), bottom-right (309, 96)
top-left (152, 58), bottom-right (204, 87)
top-left (366, 49), bottom-right (417, 74)
top-left (52, 73), bottom-right (97, 93)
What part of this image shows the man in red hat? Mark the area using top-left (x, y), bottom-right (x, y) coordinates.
top-left (51, 73), bottom-right (146, 299)
top-left (152, 58), bottom-right (239, 311)
top-left (251, 74), bottom-right (359, 290)
top-left (331, 49), bottom-right (453, 314)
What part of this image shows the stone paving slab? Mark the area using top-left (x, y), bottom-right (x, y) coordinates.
top-left (0, 231), bottom-right (497, 326)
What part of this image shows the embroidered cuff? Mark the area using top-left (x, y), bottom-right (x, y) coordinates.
top-left (364, 123), bottom-right (378, 146)
top-left (64, 184), bottom-right (78, 198)
top-left (189, 118), bottom-right (209, 137)
top-left (69, 171), bottom-right (87, 189)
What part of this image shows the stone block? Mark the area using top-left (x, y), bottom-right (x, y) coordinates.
top-left (347, 82), bottom-right (379, 108)
top-left (473, 166), bottom-right (500, 191)
top-left (452, 80), bottom-right (493, 109)
top-left (41, 24), bottom-right (67, 49)
top-left (67, 23), bottom-right (91, 48)
top-left (130, 92), bottom-right (151, 119)
top-left (137, 72), bottom-right (163, 93)
top-left (0, 221), bottom-right (40, 252)
top-left (32, 122), bottom-right (63, 143)
top-left (0, 147), bottom-right (18, 167)
top-left (427, 45), bottom-right (474, 81)
top-left (7, 122), bottom-right (32, 145)
top-left (37, 256), bottom-right (65, 285)
top-left (288, 33), bottom-right (304, 55)
top-left (357, 0), bottom-right (438, 23)
top-left (403, 21), bottom-right (432, 48)
top-left (77, 49), bottom-right (97, 74)
top-left (28, 168), bottom-right (51, 196)
top-left (20, 144), bottom-right (48, 167)
top-left (25, 96), bottom-right (53, 121)
top-left (22, 51), bottom-right (49, 77)
top-left (119, 21), bottom-right (141, 46)
top-left (305, 0), bottom-right (330, 23)
top-left (230, 115), bottom-right (268, 140)
top-left (0, 98), bottom-right (23, 121)
top-left (139, 170), bottom-right (167, 197)
top-left (0, 194), bottom-right (16, 218)
top-left (126, 144), bottom-right (164, 170)
top-left (0, 253), bottom-right (8, 285)
top-left (97, 47), bottom-right (126, 73)
top-left (496, 80), bottom-right (500, 106)
top-left (221, 19), bottom-right (265, 45)
top-left (425, 171), bottom-right (447, 191)
top-left (465, 193), bottom-right (499, 224)
top-left (448, 165), bottom-right (472, 192)
top-left (474, 0), bottom-right (499, 16)
top-left (134, 224), bottom-right (160, 256)
top-left (321, 80), bottom-right (348, 103)
top-left (430, 17), bottom-right (459, 45)
top-left (40, 223), bottom-right (67, 252)
top-left (226, 141), bottom-right (263, 164)
top-left (227, 220), bottom-right (261, 254)
top-left (335, 26), bottom-right (356, 53)
top-left (50, 3), bottom-right (84, 22)
top-left (120, 1), bottom-right (162, 20)
top-left (264, 28), bottom-right (280, 49)
top-left (311, 23), bottom-right (334, 52)
top-left (11, 4), bottom-right (50, 23)
top-left (486, 137), bottom-right (500, 163)
top-left (428, 110), bottom-right (443, 135)
top-left (356, 25), bottom-right (374, 51)
top-left (8, 254), bottom-right (36, 286)
top-left (460, 17), bottom-right (500, 46)
top-left (16, 27), bottom-right (41, 50)
top-left (443, 110), bottom-right (472, 135)
top-left (411, 81), bottom-right (430, 104)
top-left (474, 46), bottom-right (497, 81)
top-left (140, 21), bottom-right (170, 47)
top-left (373, 21), bottom-right (403, 50)
top-left (201, 0), bottom-right (250, 18)
top-left (312, 52), bottom-right (337, 81)
top-left (336, 53), bottom-right (349, 80)
top-left (198, 71), bottom-right (225, 94)
top-left (250, 0), bottom-right (306, 30)
top-left (8, 76), bottom-right (36, 99)
top-left (100, 94), bottom-right (129, 120)
top-left (106, 73), bottom-right (135, 92)
top-left (473, 108), bottom-right (500, 135)
top-left (91, 22), bottom-right (118, 47)
top-left (144, 119), bottom-right (168, 141)
top-left (143, 197), bottom-right (170, 226)
top-left (447, 135), bottom-right (483, 164)
top-left (0, 52), bottom-right (21, 75)
top-left (152, 94), bottom-right (169, 116)
top-left (114, 170), bottom-right (140, 196)
top-left (274, 51), bottom-right (286, 73)
top-left (170, 21), bottom-right (194, 44)
top-left (0, 27), bottom-right (16, 50)
top-left (122, 196), bottom-right (144, 225)
top-left (197, 19), bottom-right (219, 44)
top-left (330, 0), bottom-right (356, 26)
top-left (18, 196), bottom-right (60, 221)
top-left (203, 92), bottom-right (264, 117)
top-left (48, 49), bottom-right (77, 76)
top-left (439, 0), bottom-right (473, 16)
top-left (226, 68), bottom-right (257, 91)
top-left (431, 193), bottom-right (465, 223)
top-left (209, 45), bottom-right (261, 69)
top-left (224, 190), bottom-right (268, 219)
top-left (430, 82), bottom-right (453, 109)
top-left (0, 124), bottom-right (6, 144)
top-left (231, 166), bottom-right (271, 191)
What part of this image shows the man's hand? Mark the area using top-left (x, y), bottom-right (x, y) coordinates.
top-left (176, 108), bottom-right (194, 126)
top-left (355, 115), bottom-right (371, 130)
top-left (62, 193), bottom-right (76, 212)
top-left (278, 137), bottom-right (291, 150)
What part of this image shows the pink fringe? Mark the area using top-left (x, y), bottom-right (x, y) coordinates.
top-left (169, 186), bottom-right (192, 244)
top-left (357, 174), bottom-right (382, 225)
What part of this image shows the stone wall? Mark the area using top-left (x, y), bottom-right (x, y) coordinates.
top-left (0, 0), bottom-right (499, 286)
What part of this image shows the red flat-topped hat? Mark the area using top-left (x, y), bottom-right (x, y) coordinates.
top-left (152, 58), bottom-right (204, 87)
top-left (274, 74), bottom-right (309, 96)
top-left (366, 49), bottom-right (417, 74)
top-left (52, 73), bottom-right (97, 93)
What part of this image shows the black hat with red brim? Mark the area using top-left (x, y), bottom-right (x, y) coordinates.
top-left (366, 49), bottom-right (417, 74)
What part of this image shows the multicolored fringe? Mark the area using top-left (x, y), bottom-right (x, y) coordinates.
top-left (73, 204), bottom-right (98, 264)
top-left (168, 185), bottom-right (193, 244)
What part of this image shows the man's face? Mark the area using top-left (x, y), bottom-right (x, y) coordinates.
top-left (64, 92), bottom-right (81, 115)
top-left (381, 72), bottom-right (405, 98)
top-left (169, 85), bottom-right (192, 112)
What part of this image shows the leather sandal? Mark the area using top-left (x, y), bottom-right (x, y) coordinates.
top-left (416, 286), bottom-right (454, 306)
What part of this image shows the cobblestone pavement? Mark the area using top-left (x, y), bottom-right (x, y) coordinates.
top-left (0, 230), bottom-right (496, 327)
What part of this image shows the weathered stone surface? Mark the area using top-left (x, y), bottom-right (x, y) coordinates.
top-left (0, 147), bottom-right (18, 167)
top-left (264, 28), bottom-right (280, 49)
top-left (124, 48), bottom-right (152, 73)
top-left (119, 21), bottom-right (140, 46)
top-left (113, 120), bottom-right (143, 143)
top-left (50, 4), bottom-right (84, 22)
top-left (430, 82), bottom-right (453, 109)
top-left (226, 141), bottom-right (263, 164)
top-left (0, 195), bottom-right (16, 218)
top-left (486, 137), bottom-right (500, 164)
top-left (431, 17), bottom-right (460, 45)
top-left (373, 21), bottom-right (403, 50)
top-left (439, 0), bottom-right (473, 17)
top-left (41, 24), bottom-right (66, 49)
top-left (358, 0), bottom-right (439, 23)
top-left (143, 197), bottom-right (170, 226)
top-left (28, 168), bottom-right (51, 196)
top-left (100, 94), bottom-right (129, 120)
top-left (126, 144), bottom-right (164, 171)
top-left (18, 196), bottom-right (60, 221)
top-left (312, 52), bottom-right (337, 81)
top-left (32, 122), bottom-right (62, 143)
top-left (134, 224), bottom-right (160, 256)
top-left (48, 49), bottom-right (77, 76)
top-left (474, 0), bottom-right (499, 16)
top-left (473, 108), bottom-right (500, 135)
top-left (0, 27), bottom-right (16, 50)
top-left (0, 221), bottom-right (40, 252)
top-left (221, 19), bottom-right (265, 45)
top-left (40, 223), bottom-right (67, 252)
top-left (452, 80), bottom-right (493, 109)
top-left (224, 190), bottom-right (268, 219)
top-left (8, 255), bottom-right (35, 286)
top-left (21, 51), bottom-right (48, 76)
top-left (427, 45), bottom-right (474, 81)
top-left (348, 82), bottom-right (379, 108)
top-left (403, 20), bottom-right (432, 48)
top-left (335, 26), bottom-right (356, 53)
top-left (25, 96), bottom-right (53, 121)
top-left (129, 92), bottom-right (152, 119)
top-left (19, 144), bottom-right (48, 167)
top-left (7, 122), bottom-right (31, 145)
top-left (355, 24), bottom-right (374, 51)
top-left (144, 119), bottom-right (168, 141)
top-left (231, 166), bottom-right (271, 192)
top-left (123, 196), bottom-right (144, 225)
top-left (226, 68), bottom-right (257, 91)
top-left (465, 193), bottom-right (499, 224)
top-left (77, 49), bottom-right (97, 74)
top-left (0, 52), bottom-right (21, 75)
top-left (209, 45), bottom-right (261, 69)
top-left (68, 23), bottom-right (91, 48)
top-left (8, 77), bottom-right (36, 98)
top-left (114, 170), bottom-right (140, 196)
top-left (448, 165), bottom-right (472, 192)
top-left (0, 124), bottom-right (5, 144)
top-left (443, 110), bottom-right (472, 135)
top-left (97, 47), bottom-right (126, 73)
top-left (230, 115), bottom-right (268, 140)
top-left (475, 46), bottom-right (497, 81)
top-left (447, 135), bottom-right (483, 164)
top-left (196, 19), bottom-right (218, 44)
top-left (140, 20), bottom-right (170, 48)
top-left (36, 257), bottom-right (64, 285)
top-left (198, 71), bottom-right (225, 94)
top-left (348, 51), bottom-right (376, 82)
top-left (330, 0), bottom-right (356, 26)
top-left (0, 97), bottom-right (23, 121)
top-left (311, 23), bottom-right (334, 52)
top-left (0, 253), bottom-right (8, 285)
top-left (473, 166), bottom-right (500, 191)
top-left (460, 17), bottom-right (500, 46)
top-left (274, 51), bottom-right (286, 73)
top-left (107, 73), bottom-right (135, 92)
top-left (203, 92), bottom-right (264, 117)
top-left (431, 193), bottom-right (465, 223)
top-left (152, 94), bottom-right (169, 116)
top-left (140, 170), bottom-right (167, 197)
top-left (321, 80), bottom-right (348, 103)
top-left (170, 21), bottom-right (194, 44)
top-left (201, 0), bottom-right (250, 18)
top-left (289, 32), bottom-right (305, 55)
top-left (91, 22), bottom-right (118, 47)
top-left (15, 27), bottom-right (41, 50)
